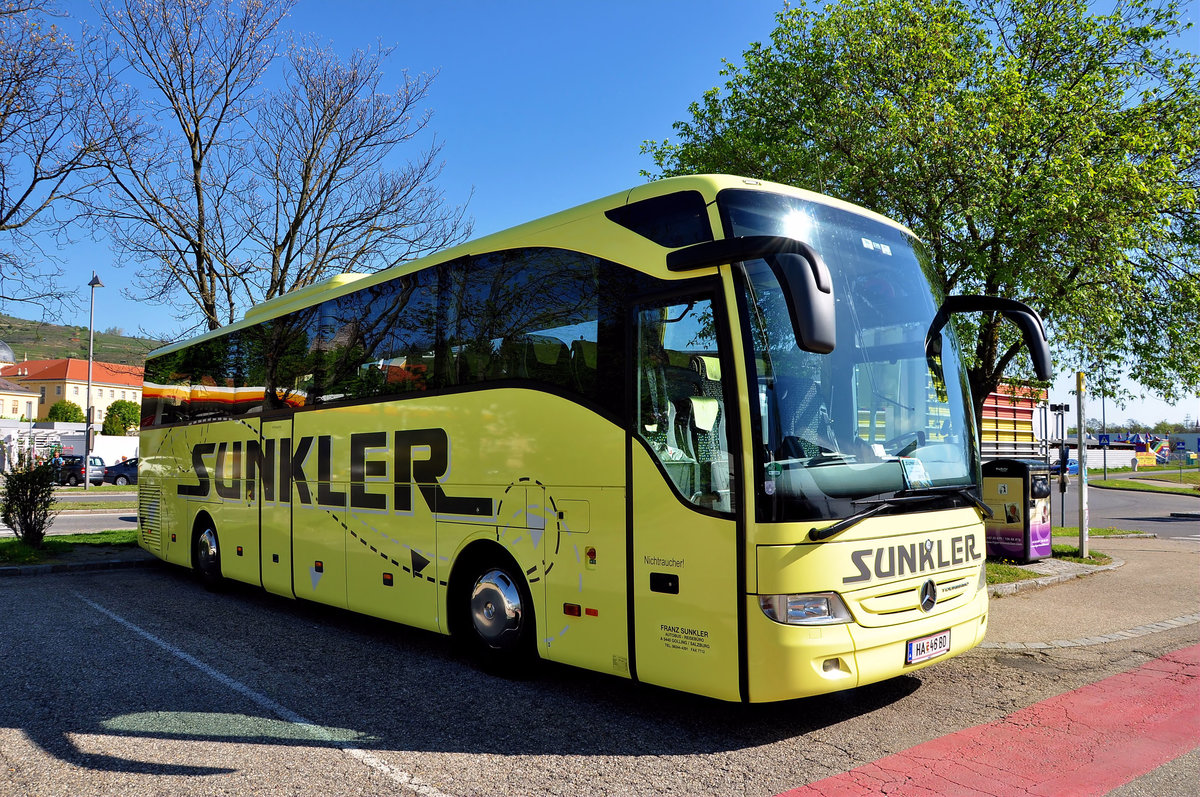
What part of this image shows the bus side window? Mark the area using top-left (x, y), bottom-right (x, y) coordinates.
top-left (635, 298), bottom-right (735, 513)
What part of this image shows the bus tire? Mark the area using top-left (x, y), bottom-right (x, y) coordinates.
top-left (453, 549), bottom-right (536, 673)
top-left (192, 520), bottom-right (224, 591)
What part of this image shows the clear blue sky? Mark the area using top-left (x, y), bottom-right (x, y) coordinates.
top-left (50, 0), bottom-right (1198, 425)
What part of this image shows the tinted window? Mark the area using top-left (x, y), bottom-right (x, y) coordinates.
top-left (437, 249), bottom-right (602, 396)
top-left (246, 306), bottom-right (322, 412)
top-left (315, 272), bottom-right (434, 402)
top-left (141, 306), bottom-right (321, 426)
top-left (143, 249), bottom-right (643, 427)
top-left (606, 191), bottom-right (713, 248)
top-left (310, 249), bottom-right (631, 415)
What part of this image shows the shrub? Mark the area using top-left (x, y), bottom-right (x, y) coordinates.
top-left (47, 399), bottom-right (85, 423)
top-left (102, 399), bottom-right (141, 435)
top-left (1, 447), bottom-right (60, 548)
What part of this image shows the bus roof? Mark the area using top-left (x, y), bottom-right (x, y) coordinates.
top-left (147, 174), bottom-right (911, 359)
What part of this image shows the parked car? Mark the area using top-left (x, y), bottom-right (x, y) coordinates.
top-left (104, 457), bottom-right (138, 486)
top-left (57, 454), bottom-right (105, 486)
top-left (1049, 457), bottom-right (1079, 476)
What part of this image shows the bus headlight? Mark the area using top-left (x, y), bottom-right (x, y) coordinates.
top-left (978, 562), bottom-right (988, 592)
top-left (759, 592), bottom-right (852, 625)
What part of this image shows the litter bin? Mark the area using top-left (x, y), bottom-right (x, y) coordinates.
top-left (982, 458), bottom-right (1052, 562)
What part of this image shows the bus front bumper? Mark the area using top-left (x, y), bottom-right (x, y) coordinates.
top-left (744, 587), bottom-right (988, 703)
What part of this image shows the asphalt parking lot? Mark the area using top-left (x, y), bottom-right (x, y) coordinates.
top-left (2, 532), bottom-right (1197, 796)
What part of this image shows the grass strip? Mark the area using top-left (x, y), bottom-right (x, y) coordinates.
top-left (986, 562), bottom-right (1034, 584)
top-left (1050, 544), bottom-right (1111, 565)
top-left (1051, 526), bottom-right (1146, 537)
top-left (985, 544), bottom-right (1111, 585)
top-left (53, 484), bottom-right (135, 493)
top-left (1091, 478), bottom-right (1199, 497)
top-left (1128, 471), bottom-right (1200, 486)
top-left (53, 500), bottom-right (137, 511)
top-left (0, 529), bottom-right (139, 565)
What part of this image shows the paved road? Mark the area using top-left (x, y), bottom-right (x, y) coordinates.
top-left (1050, 479), bottom-right (1199, 539)
top-left (53, 489), bottom-right (137, 504)
top-left (12, 479), bottom-right (1194, 540)
top-left (0, 511), bottom-right (136, 538)
top-left (1, 538), bottom-right (1196, 796)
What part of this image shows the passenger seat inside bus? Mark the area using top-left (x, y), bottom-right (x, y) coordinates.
top-left (570, 339), bottom-right (597, 395)
top-left (638, 341), bottom-right (700, 495)
top-left (689, 355), bottom-right (731, 509)
top-left (503, 334), bottom-right (570, 384)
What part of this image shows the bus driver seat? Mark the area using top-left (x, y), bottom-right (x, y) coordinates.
top-left (773, 376), bottom-right (839, 459)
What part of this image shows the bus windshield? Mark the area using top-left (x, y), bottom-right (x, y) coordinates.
top-left (720, 189), bottom-right (979, 522)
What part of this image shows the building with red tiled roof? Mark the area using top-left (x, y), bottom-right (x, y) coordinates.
top-left (1, 358), bottom-right (143, 422)
top-left (0, 375), bottom-right (38, 421)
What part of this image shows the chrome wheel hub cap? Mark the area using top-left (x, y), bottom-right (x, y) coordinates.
top-left (197, 529), bottom-right (218, 570)
top-left (470, 569), bottom-right (523, 648)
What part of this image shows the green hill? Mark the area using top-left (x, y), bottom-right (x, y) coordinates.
top-left (0, 313), bottom-right (164, 367)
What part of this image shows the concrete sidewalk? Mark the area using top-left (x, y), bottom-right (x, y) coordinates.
top-left (0, 542), bottom-right (156, 577)
top-left (982, 536), bottom-right (1200, 650)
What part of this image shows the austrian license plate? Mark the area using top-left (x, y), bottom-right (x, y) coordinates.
top-left (905, 629), bottom-right (951, 665)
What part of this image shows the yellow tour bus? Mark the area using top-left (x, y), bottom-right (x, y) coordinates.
top-left (138, 174), bottom-right (1050, 703)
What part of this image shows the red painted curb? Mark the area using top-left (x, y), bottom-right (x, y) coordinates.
top-left (780, 644), bottom-right (1200, 797)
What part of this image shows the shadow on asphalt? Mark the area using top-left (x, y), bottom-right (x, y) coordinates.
top-left (7, 563), bottom-right (924, 775)
top-left (1116, 515), bottom-right (1199, 523)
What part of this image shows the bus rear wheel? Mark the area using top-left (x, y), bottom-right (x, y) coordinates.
top-left (456, 554), bottom-right (536, 673)
top-left (193, 524), bottom-right (224, 591)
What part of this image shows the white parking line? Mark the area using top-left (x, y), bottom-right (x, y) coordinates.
top-left (73, 592), bottom-right (453, 797)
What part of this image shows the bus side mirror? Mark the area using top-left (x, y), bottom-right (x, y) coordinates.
top-left (764, 250), bottom-right (836, 354)
top-left (925, 295), bottom-right (1052, 381)
top-left (666, 235), bottom-right (837, 355)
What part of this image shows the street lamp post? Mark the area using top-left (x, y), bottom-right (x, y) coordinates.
top-left (83, 273), bottom-right (103, 491)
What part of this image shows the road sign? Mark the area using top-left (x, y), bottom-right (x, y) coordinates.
top-left (1098, 434), bottom-right (1110, 448)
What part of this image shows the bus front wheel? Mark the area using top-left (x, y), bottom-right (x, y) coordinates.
top-left (193, 524), bottom-right (224, 591)
top-left (455, 554), bottom-right (536, 672)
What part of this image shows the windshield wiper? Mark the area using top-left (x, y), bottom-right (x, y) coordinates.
top-left (808, 501), bottom-right (894, 541)
top-left (808, 486), bottom-right (990, 542)
top-left (901, 485), bottom-right (994, 519)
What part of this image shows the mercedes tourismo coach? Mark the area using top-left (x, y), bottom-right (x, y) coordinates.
top-left (138, 175), bottom-right (1051, 703)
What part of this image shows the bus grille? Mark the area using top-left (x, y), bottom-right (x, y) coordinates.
top-left (138, 488), bottom-right (162, 552)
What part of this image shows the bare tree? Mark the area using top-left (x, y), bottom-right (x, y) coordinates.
top-left (0, 0), bottom-right (106, 317)
top-left (249, 40), bottom-right (470, 303)
top-left (85, 0), bottom-right (471, 333)
top-left (84, 0), bottom-right (290, 332)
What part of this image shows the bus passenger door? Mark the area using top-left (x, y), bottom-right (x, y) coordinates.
top-left (629, 296), bottom-right (743, 702)
top-left (259, 417), bottom-right (294, 597)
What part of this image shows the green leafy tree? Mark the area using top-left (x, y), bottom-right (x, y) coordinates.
top-left (102, 398), bottom-right (140, 435)
top-left (46, 399), bottom-right (84, 423)
top-left (643, 0), bottom-right (1200, 424)
top-left (1, 446), bottom-right (60, 548)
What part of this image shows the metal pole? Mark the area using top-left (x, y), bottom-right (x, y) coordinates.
top-left (1051, 404), bottom-right (1068, 528)
top-left (83, 273), bottom-right (103, 491)
top-left (1101, 371), bottom-right (1107, 480)
top-left (1076, 372), bottom-right (1089, 557)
